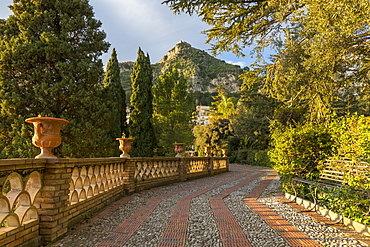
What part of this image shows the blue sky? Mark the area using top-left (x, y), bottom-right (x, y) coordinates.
top-left (0, 0), bottom-right (260, 68)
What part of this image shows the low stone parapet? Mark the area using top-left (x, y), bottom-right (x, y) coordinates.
top-left (0, 156), bottom-right (228, 246)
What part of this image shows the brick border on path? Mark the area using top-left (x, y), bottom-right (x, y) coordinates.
top-left (210, 171), bottom-right (267, 247)
top-left (157, 170), bottom-right (264, 246)
top-left (243, 173), bottom-right (321, 247)
top-left (97, 167), bottom-right (252, 247)
top-left (277, 195), bottom-right (370, 246)
top-left (94, 165), bottom-right (327, 247)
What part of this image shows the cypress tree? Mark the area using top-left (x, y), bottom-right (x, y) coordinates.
top-left (129, 48), bottom-right (155, 157)
top-left (103, 48), bottom-right (127, 156)
top-left (0, 0), bottom-right (110, 158)
top-left (153, 66), bottom-right (194, 156)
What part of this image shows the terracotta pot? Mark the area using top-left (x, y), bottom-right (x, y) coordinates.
top-left (25, 117), bottom-right (69, 159)
top-left (116, 138), bottom-right (134, 157)
top-left (222, 149), bottom-right (228, 157)
top-left (173, 143), bottom-right (184, 157)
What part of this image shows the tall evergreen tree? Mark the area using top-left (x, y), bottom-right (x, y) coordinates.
top-left (103, 48), bottom-right (127, 156)
top-left (153, 66), bottom-right (194, 156)
top-left (129, 48), bottom-right (155, 157)
top-left (0, 0), bottom-right (110, 158)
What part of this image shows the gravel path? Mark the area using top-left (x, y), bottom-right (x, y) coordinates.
top-left (51, 165), bottom-right (369, 247)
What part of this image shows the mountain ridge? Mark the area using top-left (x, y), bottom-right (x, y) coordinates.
top-left (119, 41), bottom-right (245, 104)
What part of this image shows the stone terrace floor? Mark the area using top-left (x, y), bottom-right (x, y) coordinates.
top-left (52, 165), bottom-right (370, 247)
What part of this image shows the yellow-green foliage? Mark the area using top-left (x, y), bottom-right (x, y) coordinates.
top-left (329, 114), bottom-right (370, 161)
top-left (269, 121), bottom-right (334, 181)
top-left (270, 114), bottom-right (370, 224)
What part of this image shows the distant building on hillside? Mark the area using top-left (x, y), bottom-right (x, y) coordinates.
top-left (195, 106), bottom-right (212, 125)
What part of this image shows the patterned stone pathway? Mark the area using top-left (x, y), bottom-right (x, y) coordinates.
top-left (52, 165), bottom-right (370, 247)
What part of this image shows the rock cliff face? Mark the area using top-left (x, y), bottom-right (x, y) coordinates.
top-left (156, 41), bottom-right (244, 93)
top-left (119, 41), bottom-right (245, 102)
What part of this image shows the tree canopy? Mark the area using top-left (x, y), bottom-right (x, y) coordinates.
top-left (153, 66), bottom-right (194, 156)
top-left (0, 0), bottom-right (110, 158)
top-left (163, 0), bottom-right (370, 119)
top-left (103, 48), bottom-right (127, 156)
top-left (129, 48), bottom-right (156, 157)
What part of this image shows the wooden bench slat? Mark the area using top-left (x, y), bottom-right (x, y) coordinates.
top-left (293, 159), bottom-right (370, 189)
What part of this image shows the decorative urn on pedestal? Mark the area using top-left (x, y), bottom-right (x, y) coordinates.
top-left (173, 143), bottom-right (184, 157)
top-left (221, 149), bottom-right (228, 157)
top-left (204, 146), bottom-right (211, 157)
top-left (116, 138), bottom-right (134, 157)
top-left (25, 117), bottom-right (69, 159)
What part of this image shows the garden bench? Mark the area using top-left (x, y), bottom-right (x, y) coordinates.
top-left (291, 159), bottom-right (370, 221)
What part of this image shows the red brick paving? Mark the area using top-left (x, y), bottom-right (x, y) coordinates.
top-left (243, 173), bottom-right (321, 247)
top-left (157, 169), bottom-right (260, 247)
top-left (277, 195), bottom-right (370, 246)
top-left (210, 171), bottom-right (267, 247)
top-left (93, 165), bottom-right (344, 247)
top-left (97, 166), bottom-right (249, 246)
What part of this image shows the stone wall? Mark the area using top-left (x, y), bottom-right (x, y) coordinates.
top-left (0, 156), bottom-right (228, 246)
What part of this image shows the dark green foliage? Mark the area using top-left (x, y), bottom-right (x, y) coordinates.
top-left (233, 70), bottom-right (280, 150)
top-left (230, 149), bottom-right (272, 167)
top-left (319, 187), bottom-right (370, 225)
top-left (153, 66), bottom-right (194, 156)
top-left (103, 48), bottom-right (127, 156)
top-left (195, 118), bottom-right (233, 151)
top-left (273, 106), bottom-right (307, 128)
top-left (0, 0), bottom-right (110, 158)
top-left (129, 48), bottom-right (156, 157)
top-left (193, 92), bottom-right (218, 106)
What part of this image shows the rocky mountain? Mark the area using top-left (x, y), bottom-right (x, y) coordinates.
top-left (119, 41), bottom-right (245, 104)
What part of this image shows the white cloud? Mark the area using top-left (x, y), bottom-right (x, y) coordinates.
top-left (225, 61), bottom-right (247, 68)
top-left (0, 0), bottom-right (252, 66)
top-left (89, 0), bottom-right (211, 63)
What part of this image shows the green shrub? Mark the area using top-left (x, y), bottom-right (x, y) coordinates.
top-left (319, 187), bottom-right (370, 225)
top-left (269, 114), bottom-right (370, 224)
top-left (269, 121), bottom-right (334, 184)
top-left (230, 149), bottom-right (272, 167)
top-left (329, 114), bottom-right (370, 160)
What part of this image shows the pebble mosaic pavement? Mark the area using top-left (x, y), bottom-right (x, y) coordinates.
top-left (52, 165), bottom-right (370, 247)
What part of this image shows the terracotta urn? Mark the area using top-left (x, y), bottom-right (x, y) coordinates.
top-left (116, 138), bottom-right (134, 157)
top-left (173, 143), bottom-right (184, 157)
top-left (25, 117), bottom-right (69, 159)
top-left (204, 146), bottom-right (211, 157)
top-left (221, 149), bottom-right (228, 157)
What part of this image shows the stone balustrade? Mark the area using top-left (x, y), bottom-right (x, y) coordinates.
top-left (0, 156), bottom-right (228, 246)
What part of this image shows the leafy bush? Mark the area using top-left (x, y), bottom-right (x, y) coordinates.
top-left (319, 187), bottom-right (370, 225)
top-left (329, 114), bottom-right (370, 160)
top-left (269, 121), bottom-right (334, 182)
top-left (230, 149), bottom-right (272, 167)
top-left (269, 114), bottom-right (370, 223)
